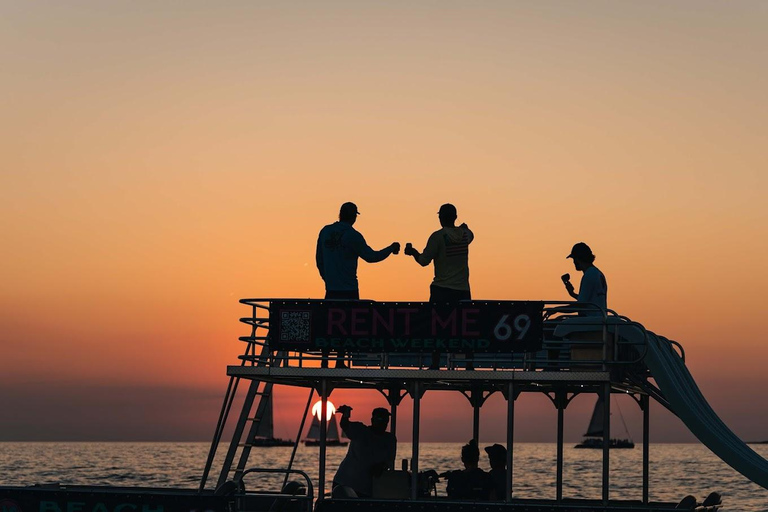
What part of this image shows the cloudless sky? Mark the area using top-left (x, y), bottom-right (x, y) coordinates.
top-left (1, 1), bottom-right (767, 444)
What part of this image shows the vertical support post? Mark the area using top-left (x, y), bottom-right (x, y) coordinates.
top-left (642, 394), bottom-right (650, 504)
top-left (556, 391), bottom-right (565, 502)
top-left (390, 401), bottom-right (398, 436)
top-left (506, 382), bottom-right (515, 502)
top-left (602, 384), bottom-right (611, 505)
top-left (411, 382), bottom-right (421, 500)
top-left (319, 380), bottom-right (328, 500)
top-left (473, 404), bottom-right (480, 443)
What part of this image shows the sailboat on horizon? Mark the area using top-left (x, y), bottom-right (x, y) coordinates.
top-left (574, 395), bottom-right (635, 449)
top-left (250, 394), bottom-right (295, 447)
top-left (303, 413), bottom-right (349, 447)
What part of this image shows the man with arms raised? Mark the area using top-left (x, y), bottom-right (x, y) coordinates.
top-left (332, 405), bottom-right (397, 498)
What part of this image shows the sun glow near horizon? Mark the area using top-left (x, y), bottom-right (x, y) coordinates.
top-left (312, 401), bottom-right (337, 422)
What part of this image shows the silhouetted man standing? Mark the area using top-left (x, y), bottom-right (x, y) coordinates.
top-left (316, 202), bottom-right (400, 299)
top-left (563, 242), bottom-right (607, 316)
top-left (404, 204), bottom-right (474, 302)
top-left (405, 204), bottom-right (473, 368)
top-left (332, 405), bottom-right (397, 498)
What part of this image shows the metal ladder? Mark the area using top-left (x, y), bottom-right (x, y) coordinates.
top-left (199, 301), bottom-right (285, 492)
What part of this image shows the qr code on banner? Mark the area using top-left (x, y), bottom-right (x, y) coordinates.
top-left (280, 310), bottom-right (311, 343)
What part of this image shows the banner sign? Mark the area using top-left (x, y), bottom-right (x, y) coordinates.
top-left (269, 301), bottom-right (543, 353)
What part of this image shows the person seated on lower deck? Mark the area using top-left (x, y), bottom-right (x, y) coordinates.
top-left (445, 439), bottom-right (492, 500)
top-left (484, 444), bottom-right (508, 500)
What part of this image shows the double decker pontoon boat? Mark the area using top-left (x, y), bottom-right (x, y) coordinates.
top-left (3, 298), bottom-right (768, 512)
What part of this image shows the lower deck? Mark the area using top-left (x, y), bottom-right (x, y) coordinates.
top-left (0, 485), bottom-right (716, 512)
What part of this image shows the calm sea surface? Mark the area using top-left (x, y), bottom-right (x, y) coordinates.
top-left (1, 443), bottom-right (767, 511)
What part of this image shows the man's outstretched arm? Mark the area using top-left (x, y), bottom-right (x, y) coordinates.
top-left (352, 232), bottom-right (399, 263)
top-left (405, 234), bottom-right (438, 267)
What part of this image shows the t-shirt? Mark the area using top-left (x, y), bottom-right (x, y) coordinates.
top-left (577, 266), bottom-right (608, 315)
top-left (316, 222), bottom-right (392, 292)
top-left (333, 420), bottom-right (397, 497)
top-left (446, 467), bottom-right (492, 500)
top-left (416, 226), bottom-right (474, 291)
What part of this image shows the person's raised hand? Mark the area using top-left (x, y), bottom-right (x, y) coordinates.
top-left (459, 222), bottom-right (468, 229)
top-left (404, 243), bottom-right (415, 256)
top-left (391, 242), bottom-right (401, 254)
top-left (337, 404), bottom-right (352, 416)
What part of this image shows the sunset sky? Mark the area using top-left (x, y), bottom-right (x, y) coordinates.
top-left (1, 1), bottom-right (767, 445)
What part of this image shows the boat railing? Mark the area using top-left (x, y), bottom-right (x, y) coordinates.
top-left (236, 468), bottom-right (314, 512)
top-left (236, 299), bottom-right (651, 373)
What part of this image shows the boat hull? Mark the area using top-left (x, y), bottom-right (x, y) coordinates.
top-left (250, 438), bottom-right (296, 447)
top-left (574, 438), bottom-right (635, 449)
top-left (0, 487), bottom-right (717, 512)
top-left (0, 485), bottom-right (234, 512)
top-left (302, 440), bottom-right (348, 447)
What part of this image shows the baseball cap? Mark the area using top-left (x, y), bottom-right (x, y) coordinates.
top-left (340, 202), bottom-right (360, 217)
top-left (438, 203), bottom-right (457, 217)
top-left (372, 407), bottom-right (391, 418)
top-left (484, 443), bottom-right (507, 460)
top-left (566, 242), bottom-right (593, 261)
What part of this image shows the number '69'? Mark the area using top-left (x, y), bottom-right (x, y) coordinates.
top-left (493, 314), bottom-right (531, 341)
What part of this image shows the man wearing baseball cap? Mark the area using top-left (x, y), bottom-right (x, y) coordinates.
top-left (563, 242), bottom-right (608, 316)
top-left (316, 202), bottom-right (400, 300)
top-left (332, 405), bottom-right (397, 498)
top-left (404, 203), bottom-right (474, 368)
top-left (404, 203), bottom-right (474, 302)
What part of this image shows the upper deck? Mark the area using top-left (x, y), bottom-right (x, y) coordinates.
top-left (228, 298), bottom-right (654, 396)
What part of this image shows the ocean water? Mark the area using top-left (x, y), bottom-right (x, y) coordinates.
top-left (1, 442), bottom-right (767, 511)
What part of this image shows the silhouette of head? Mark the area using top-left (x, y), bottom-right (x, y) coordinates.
top-left (461, 439), bottom-right (480, 469)
top-left (370, 407), bottom-right (390, 433)
top-left (339, 202), bottom-right (359, 225)
top-left (484, 444), bottom-right (507, 471)
top-left (567, 242), bottom-right (595, 271)
top-left (438, 203), bottom-right (457, 227)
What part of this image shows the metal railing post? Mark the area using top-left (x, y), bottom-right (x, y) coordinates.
top-left (319, 380), bottom-right (328, 500)
top-left (506, 381), bottom-right (515, 502)
top-left (602, 383), bottom-right (611, 505)
top-left (643, 394), bottom-right (650, 504)
top-left (410, 382), bottom-right (421, 500)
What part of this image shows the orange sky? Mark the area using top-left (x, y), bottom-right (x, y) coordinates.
top-left (1, 1), bottom-right (767, 443)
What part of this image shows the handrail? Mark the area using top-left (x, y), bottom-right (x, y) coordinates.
top-left (657, 334), bottom-right (686, 362)
top-left (237, 468), bottom-right (314, 512)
